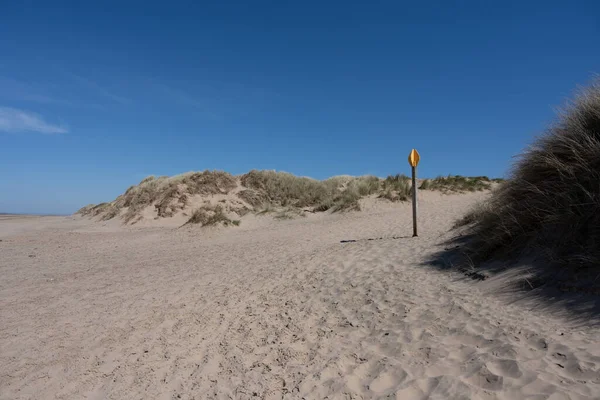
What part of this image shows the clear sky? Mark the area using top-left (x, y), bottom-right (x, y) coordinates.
top-left (1, 1), bottom-right (599, 214)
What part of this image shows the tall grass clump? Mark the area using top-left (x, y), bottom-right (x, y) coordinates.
top-left (354, 175), bottom-right (381, 196)
top-left (274, 208), bottom-right (306, 220)
top-left (313, 176), bottom-right (386, 212)
top-left (330, 186), bottom-right (362, 212)
top-left (174, 170), bottom-right (237, 195)
top-left (419, 175), bottom-right (492, 192)
top-left (186, 204), bottom-right (239, 227)
top-left (241, 170), bottom-right (342, 208)
top-left (379, 174), bottom-right (411, 202)
top-left (455, 80), bottom-right (600, 288)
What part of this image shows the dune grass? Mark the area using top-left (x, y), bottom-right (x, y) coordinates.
top-left (241, 171), bottom-right (385, 213)
top-left (354, 175), bottom-right (381, 196)
top-left (419, 175), bottom-right (494, 192)
top-left (274, 208), bottom-right (306, 220)
top-left (379, 174), bottom-right (412, 202)
top-left (237, 189), bottom-right (269, 207)
top-left (449, 79), bottom-right (600, 291)
top-left (80, 170), bottom-right (237, 223)
top-left (255, 203), bottom-right (277, 215)
top-left (240, 170), bottom-right (342, 208)
top-left (330, 186), bottom-right (362, 212)
top-left (186, 204), bottom-right (240, 227)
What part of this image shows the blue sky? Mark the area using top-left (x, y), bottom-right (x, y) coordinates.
top-left (1, 1), bottom-right (599, 214)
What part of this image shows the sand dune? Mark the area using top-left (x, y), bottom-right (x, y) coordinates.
top-left (1, 192), bottom-right (598, 399)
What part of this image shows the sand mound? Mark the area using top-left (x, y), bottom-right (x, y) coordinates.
top-left (77, 170), bottom-right (500, 227)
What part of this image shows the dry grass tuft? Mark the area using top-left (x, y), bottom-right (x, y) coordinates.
top-left (379, 174), bottom-right (412, 202)
top-left (274, 208), bottom-right (306, 220)
top-left (237, 189), bottom-right (269, 207)
top-left (354, 175), bottom-right (381, 196)
top-left (139, 175), bottom-right (156, 185)
top-left (255, 203), bottom-right (277, 215)
top-left (322, 186), bottom-right (362, 212)
top-left (76, 204), bottom-right (96, 215)
top-left (100, 204), bottom-right (121, 221)
top-left (154, 186), bottom-right (187, 218)
top-left (177, 171), bottom-right (237, 196)
top-left (420, 175), bottom-right (492, 192)
top-left (240, 170), bottom-right (341, 208)
top-left (186, 204), bottom-right (240, 227)
top-left (334, 189), bottom-right (362, 212)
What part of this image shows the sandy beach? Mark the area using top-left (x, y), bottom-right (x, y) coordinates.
top-left (1, 192), bottom-right (599, 399)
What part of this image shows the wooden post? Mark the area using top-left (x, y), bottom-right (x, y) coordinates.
top-left (408, 148), bottom-right (420, 237)
top-left (411, 165), bottom-right (418, 237)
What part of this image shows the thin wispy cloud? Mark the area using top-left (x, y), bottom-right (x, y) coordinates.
top-left (154, 83), bottom-right (206, 108)
top-left (68, 72), bottom-right (132, 105)
top-left (0, 77), bottom-right (107, 110)
top-left (0, 106), bottom-right (68, 134)
top-left (0, 77), bottom-right (73, 106)
top-left (151, 82), bottom-right (220, 119)
top-left (148, 79), bottom-right (278, 120)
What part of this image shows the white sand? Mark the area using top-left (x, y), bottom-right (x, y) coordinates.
top-left (1, 192), bottom-right (599, 399)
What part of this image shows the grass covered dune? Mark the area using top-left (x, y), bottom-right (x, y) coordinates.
top-left (77, 170), bottom-right (502, 226)
top-left (439, 80), bottom-right (600, 306)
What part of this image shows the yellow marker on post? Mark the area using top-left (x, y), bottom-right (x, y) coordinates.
top-left (408, 149), bottom-right (420, 237)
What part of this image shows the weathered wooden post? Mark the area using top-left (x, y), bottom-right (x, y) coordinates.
top-left (408, 149), bottom-right (420, 237)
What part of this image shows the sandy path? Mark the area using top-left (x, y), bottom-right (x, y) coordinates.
top-left (1, 193), bottom-right (599, 399)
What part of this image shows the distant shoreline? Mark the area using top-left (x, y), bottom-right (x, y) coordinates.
top-left (0, 213), bottom-right (69, 217)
